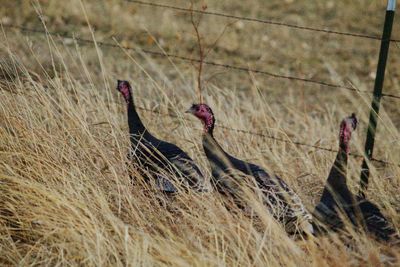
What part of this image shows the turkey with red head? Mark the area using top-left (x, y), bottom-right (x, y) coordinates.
top-left (186, 103), bottom-right (314, 235)
top-left (117, 80), bottom-right (205, 193)
top-left (314, 114), bottom-right (398, 242)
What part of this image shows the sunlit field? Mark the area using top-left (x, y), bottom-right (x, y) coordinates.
top-left (1, 0), bottom-right (399, 266)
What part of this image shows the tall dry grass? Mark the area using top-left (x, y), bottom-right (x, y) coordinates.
top-left (1, 0), bottom-right (400, 266)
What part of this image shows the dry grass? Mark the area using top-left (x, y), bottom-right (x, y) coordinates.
top-left (1, 0), bottom-right (400, 266)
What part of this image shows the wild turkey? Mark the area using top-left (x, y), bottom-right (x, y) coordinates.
top-left (314, 114), bottom-right (398, 242)
top-left (186, 103), bottom-right (314, 235)
top-left (116, 80), bottom-right (205, 193)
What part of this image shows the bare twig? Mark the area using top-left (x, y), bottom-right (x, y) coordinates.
top-left (190, 1), bottom-right (205, 103)
top-left (189, 1), bottom-right (237, 104)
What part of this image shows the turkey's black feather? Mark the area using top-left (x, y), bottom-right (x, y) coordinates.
top-left (357, 198), bottom-right (397, 241)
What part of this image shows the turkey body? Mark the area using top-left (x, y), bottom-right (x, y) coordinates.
top-left (129, 130), bottom-right (205, 193)
top-left (186, 103), bottom-right (313, 235)
top-left (203, 134), bottom-right (314, 235)
top-left (314, 114), bottom-right (398, 242)
top-left (118, 80), bottom-right (205, 193)
top-left (314, 151), bottom-right (398, 241)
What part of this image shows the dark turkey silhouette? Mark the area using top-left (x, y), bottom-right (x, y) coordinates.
top-left (117, 80), bottom-right (205, 193)
top-left (186, 103), bottom-right (314, 235)
top-left (314, 114), bottom-right (398, 242)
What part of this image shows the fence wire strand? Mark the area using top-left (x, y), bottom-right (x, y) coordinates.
top-left (4, 24), bottom-right (400, 99)
top-left (135, 106), bottom-right (399, 167)
top-left (126, 0), bottom-right (400, 43)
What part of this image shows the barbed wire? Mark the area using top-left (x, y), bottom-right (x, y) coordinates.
top-left (135, 106), bottom-right (399, 167)
top-left (4, 24), bottom-right (400, 100)
top-left (126, 0), bottom-right (400, 43)
top-left (2, 25), bottom-right (398, 167)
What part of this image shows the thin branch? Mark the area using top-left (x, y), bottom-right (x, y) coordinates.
top-left (190, 1), bottom-right (205, 103)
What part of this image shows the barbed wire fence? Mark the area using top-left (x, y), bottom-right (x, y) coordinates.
top-left (3, 24), bottom-right (400, 100)
top-left (134, 106), bottom-right (399, 167)
top-left (1, 1), bottom-right (400, 173)
top-left (126, 0), bottom-right (400, 43)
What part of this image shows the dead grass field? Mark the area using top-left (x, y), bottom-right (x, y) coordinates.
top-left (1, 0), bottom-right (399, 266)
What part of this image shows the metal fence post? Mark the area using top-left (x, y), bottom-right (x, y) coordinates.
top-left (359, 0), bottom-right (396, 198)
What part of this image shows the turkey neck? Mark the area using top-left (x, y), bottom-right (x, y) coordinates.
top-left (202, 132), bottom-right (229, 169)
top-left (326, 148), bottom-right (348, 191)
top-left (126, 92), bottom-right (146, 138)
top-left (321, 143), bottom-right (356, 211)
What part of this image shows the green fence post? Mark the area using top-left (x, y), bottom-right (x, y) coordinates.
top-left (359, 0), bottom-right (396, 197)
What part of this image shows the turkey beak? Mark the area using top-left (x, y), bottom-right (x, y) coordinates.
top-left (117, 80), bottom-right (123, 91)
top-left (351, 113), bottom-right (358, 130)
top-left (185, 106), bottom-right (195, 114)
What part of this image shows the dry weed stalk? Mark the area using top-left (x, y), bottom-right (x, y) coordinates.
top-left (189, 1), bottom-right (237, 103)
